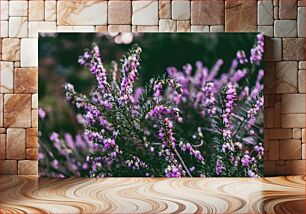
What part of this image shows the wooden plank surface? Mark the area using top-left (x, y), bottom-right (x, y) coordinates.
top-left (0, 176), bottom-right (305, 213)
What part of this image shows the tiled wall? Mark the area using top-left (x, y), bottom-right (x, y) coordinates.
top-left (0, 0), bottom-right (305, 176)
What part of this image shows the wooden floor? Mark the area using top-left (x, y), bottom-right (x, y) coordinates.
top-left (0, 176), bottom-right (305, 214)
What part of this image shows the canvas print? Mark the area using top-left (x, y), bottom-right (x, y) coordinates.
top-left (38, 33), bottom-right (264, 178)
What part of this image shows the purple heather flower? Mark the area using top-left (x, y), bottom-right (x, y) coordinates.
top-left (230, 69), bottom-right (247, 84)
top-left (189, 166), bottom-right (195, 172)
top-left (208, 59), bottom-right (224, 81)
top-left (91, 91), bottom-right (113, 110)
top-left (76, 134), bottom-right (89, 150)
top-left (111, 152), bottom-right (117, 157)
top-left (220, 84), bottom-right (237, 140)
top-left (64, 83), bottom-right (76, 101)
top-left (78, 44), bottom-right (108, 91)
top-left (236, 50), bottom-right (248, 64)
top-left (103, 138), bottom-right (116, 149)
top-left (247, 96), bottom-right (264, 120)
top-left (248, 170), bottom-right (256, 178)
top-left (177, 117), bottom-right (183, 123)
top-left (51, 159), bottom-right (59, 169)
top-left (38, 152), bottom-right (44, 160)
top-left (38, 108), bottom-right (46, 120)
top-left (222, 144), bottom-right (228, 153)
top-left (201, 82), bottom-right (216, 115)
top-left (159, 118), bottom-right (176, 148)
top-left (165, 164), bottom-right (182, 178)
top-left (83, 104), bottom-right (113, 131)
top-left (185, 143), bottom-right (204, 162)
top-left (125, 156), bottom-right (148, 170)
top-left (64, 133), bottom-right (75, 150)
top-left (239, 86), bottom-right (250, 100)
top-left (82, 162), bottom-right (89, 170)
top-left (257, 69), bottom-right (264, 81)
top-left (150, 147), bottom-right (155, 153)
top-left (222, 142), bottom-right (235, 153)
top-left (254, 143), bottom-right (264, 157)
top-left (250, 33), bottom-right (264, 65)
top-left (153, 81), bottom-right (163, 100)
top-left (50, 132), bottom-right (60, 143)
top-left (148, 105), bottom-right (181, 121)
top-left (215, 159), bottom-right (225, 175)
top-left (183, 64), bottom-right (192, 76)
top-left (229, 59), bottom-right (239, 75)
top-left (130, 87), bottom-right (144, 105)
top-left (195, 61), bottom-right (209, 84)
top-left (84, 130), bottom-right (117, 154)
top-left (241, 152), bottom-right (251, 166)
top-left (158, 132), bottom-right (164, 139)
top-left (247, 117), bottom-right (256, 129)
top-left (250, 69), bottom-right (264, 99)
top-left (155, 78), bottom-right (184, 105)
top-left (84, 130), bottom-right (104, 143)
top-left (167, 66), bottom-right (178, 77)
top-left (119, 46), bottom-right (142, 105)
top-left (222, 129), bottom-right (232, 139)
top-left (223, 84), bottom-right (237, 126)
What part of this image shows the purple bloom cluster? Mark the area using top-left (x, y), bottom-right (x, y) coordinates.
top-left (230, 69), bottom-right (247, 85)
top-left (153, 81), bottom-right (163, 101)
top-left (221, 142), bottom-right (234, 153)
top-left (165, 164), bottom-right (183, 178)
top-left (38, 108), bottom-right (46, 120)
top-left (184, 143), bottom-right (204, 162)
top-left (64, 83), bottom-right (76, 101)
top-left (200, 82), bottom-right (217, 115)
top-left (248, 170), bottom-right (257, 177)
top-left (50, 132), bottom-right (60, 143)
top-left (92, 91), bottom-right (113, 110)
top-left (250, 69), bottom-right (264, 99)
top-left (241, 151), bottom-right (251, 166)
top-left (84, 104), bottom-right (113, 131)
top-left (84, 130), bottom-right (117, 151)
top-left (247, 96), bottom-right (264, 120)
top-left (148, 105), bottom-right (181, 122)
top-left (159, 118), bottom-right (176, 148)
top-left (168, 64), bottom-right (220, 117)
top-left (119, 46), bottom-right (142, 105)
top-left (153, 79), bottom-right (183, 105)
top-left (125, 156), bottom-right (148, 170)
top-left (240, 149), bottom-right (261, 177)
top-left (250, 33), bottom-right (264, 65)
top-left (221, 84), bottom-right (237, 139)
top-left (236, 50), bottom-right (248, 64)
top-left (215, 159), bottom-right (226, 175)
top-left (254, 143), bottom-right (264, 158)
top-left (78, 44), bottom-right (108, 91)
top-left (40, 130), bottom-right (93, 177)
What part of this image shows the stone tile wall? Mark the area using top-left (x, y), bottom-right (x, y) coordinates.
top-left (0, 0), bottom-right (305, 176)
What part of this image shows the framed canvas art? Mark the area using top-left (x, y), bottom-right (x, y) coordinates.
top-left (38, 33), bottom-right (264, 178)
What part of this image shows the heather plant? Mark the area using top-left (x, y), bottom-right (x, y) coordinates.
top-left (39, 108), bottom-right (93, 177)
top-left (61, 33), bottom-right (264, 177)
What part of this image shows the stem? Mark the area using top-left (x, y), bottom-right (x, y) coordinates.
top-left (173, 148), bottom-right (192, 177)
top-left (192, 140), bottom-right (204, 148)
top-left (233, 116), bottom-right (247, 139)
top-left (232, 113), bottom-right (262, 130)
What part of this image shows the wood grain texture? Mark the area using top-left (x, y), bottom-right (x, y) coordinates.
top-left (0, 176), bottom-right (305, 213)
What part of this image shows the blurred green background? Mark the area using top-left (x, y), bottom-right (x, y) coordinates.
top-left (38, 33), bottom-right (257, 136)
